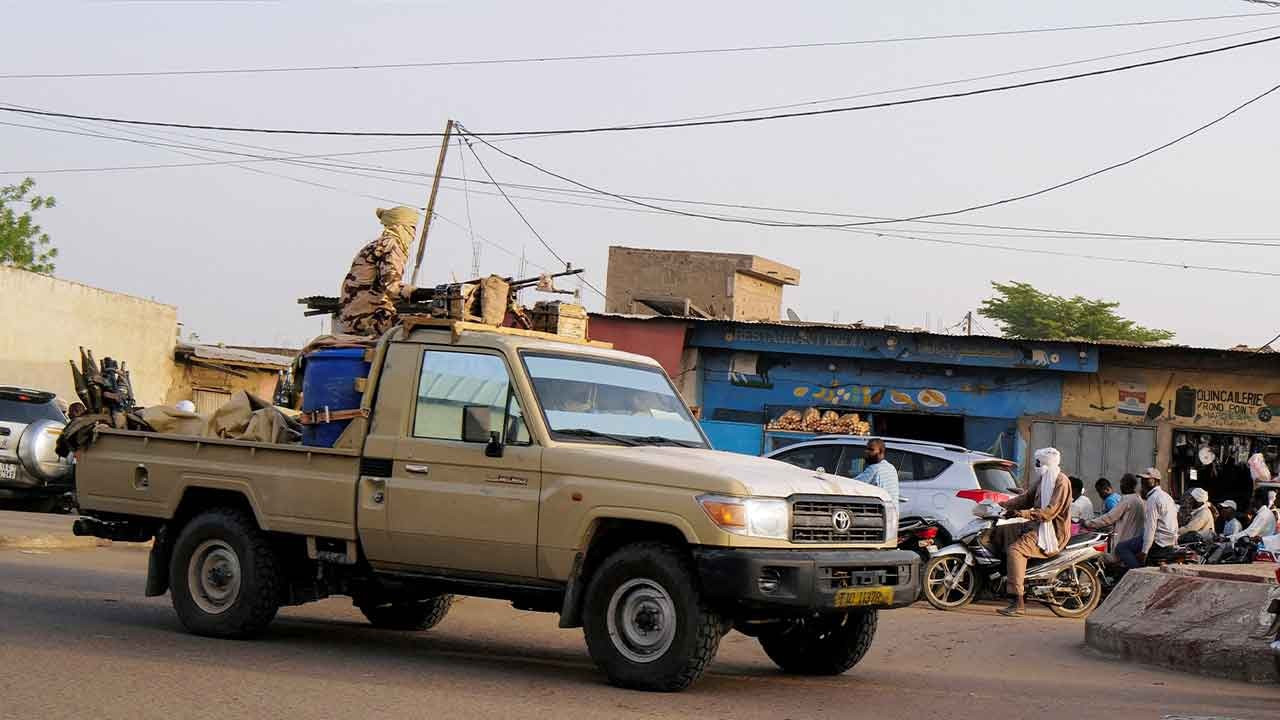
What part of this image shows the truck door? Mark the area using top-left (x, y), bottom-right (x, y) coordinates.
top-left (380, 346), bottom-right (541, 578)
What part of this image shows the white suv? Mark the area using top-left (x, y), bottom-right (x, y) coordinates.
top-left (766, 436), bottom-right (1021, 543)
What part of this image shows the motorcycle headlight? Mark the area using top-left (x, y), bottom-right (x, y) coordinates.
top-left (699, 495), bottom-right (789, 540)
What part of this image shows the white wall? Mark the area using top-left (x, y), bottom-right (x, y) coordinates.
top-left (0, 266), bottom-right (178, 405)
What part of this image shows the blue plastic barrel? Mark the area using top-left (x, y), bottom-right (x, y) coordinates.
top-left (301, 348), bottom-right (371, 447)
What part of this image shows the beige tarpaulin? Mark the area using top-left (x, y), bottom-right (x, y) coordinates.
top-left (140, 391), bottom-right (301, 444)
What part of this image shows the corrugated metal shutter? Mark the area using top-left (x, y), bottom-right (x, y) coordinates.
top-left (192, 389), bottom-right (232, 416)
top-left (1029, 419), bottom-right (1156, 505)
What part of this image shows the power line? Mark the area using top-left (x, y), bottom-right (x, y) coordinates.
top-left (9, 108), bottom-right (1280, 250)
top-left (4, 32), bottom-right (1280, 138)
top-left (842, 227), bottom-right (1280, 278)
top-left (5, 11), bottom-right (1279, 80)
top-left (16, 112), bottom-right (566, 283)
top-left (457, 128), bottom-right (606, 298)
top-left (9, 22), bottom-right (1280, 177)
top-left (459, 79), bottom-right (1280, 230)
top-left (15, 111), bottom-right (1276, 283)
top-left (458, 133), bottom-right (568, 267)
top-left (636, 21), bottom-right (1280, 126)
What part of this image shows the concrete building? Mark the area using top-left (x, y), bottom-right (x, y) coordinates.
top-left (604, 247), bottom-right (799, 322)
top-left (0, 266), bottom-right (178, 406)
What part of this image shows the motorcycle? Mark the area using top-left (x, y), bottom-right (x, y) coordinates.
top-left (1198, 536), bottom-right (1260, 565)
top-left (922, 501), bottom-right (1108, 618)
top-left (897, 516), bottom-right (944, 563)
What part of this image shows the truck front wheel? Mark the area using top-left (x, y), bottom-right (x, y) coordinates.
top-left (582, 542), bottom-right (723, 692)
top-left (358, 595), bottom-right (454, 630)
top-left (758, 610), bottom-right (878, 675)
top-left (169, 508), bottom-right (281, 639)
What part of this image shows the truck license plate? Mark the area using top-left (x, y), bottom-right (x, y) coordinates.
top-left (833, 586), bottom-right (892, 608)
top-left (0, 463), bottom-right (16, 481)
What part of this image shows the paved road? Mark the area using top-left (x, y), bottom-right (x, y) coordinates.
top-left (1, 546), bottom-right (1274, 720)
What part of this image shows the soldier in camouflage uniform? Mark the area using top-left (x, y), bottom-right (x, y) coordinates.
top-left (336, 206), bottom-right (420, 336)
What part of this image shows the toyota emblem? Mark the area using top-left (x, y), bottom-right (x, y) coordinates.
top-left (831, 509), bottom-right (853, 532)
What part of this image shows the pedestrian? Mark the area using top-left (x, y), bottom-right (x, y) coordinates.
top-left (854, 438), bottom-right (899, 504)
top-left (1096, 478), bottom-right (1121, 513)
top-left (1230, 486), bottom-right (1278, 541)
top-left (1115, 468), bottom-right (1178, 568)
top-left (992, 447), bottom-right (1072, 617)
top-left (1220, 500), bottom-right (1243, 536)
top-left (1177, 487), bottom-right (1215, 543)
top-left (1085, 473), bottom-right (1146, 567)
top-left (336, 206), bottom-right (420, 337)
top-left (1069, 475), bottom-right (1095, 523)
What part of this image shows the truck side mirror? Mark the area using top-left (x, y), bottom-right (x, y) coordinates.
top-left (485, 431), bottom-right (504, 458)
top-left (462, 405), bottom-right (492, 444)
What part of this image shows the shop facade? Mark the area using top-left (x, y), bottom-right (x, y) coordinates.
top-left (587, 315), bottom-right (1280, 507)
top-left (1049, 347), bottom-right (1280, 509)
top-left (614, 318), bottom-right (1098, 468)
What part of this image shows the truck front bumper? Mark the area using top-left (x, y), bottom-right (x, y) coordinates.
top-left (693, 547), bottom-right (920, 613)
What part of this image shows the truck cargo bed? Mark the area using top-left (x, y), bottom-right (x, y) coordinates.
top-left (76, 429), bottom-right (361, 540)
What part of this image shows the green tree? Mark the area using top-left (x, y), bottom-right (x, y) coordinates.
top-left (1, 177), bottom-right (58, 274)
top-left (978, 281), bottom-right (1174, 342)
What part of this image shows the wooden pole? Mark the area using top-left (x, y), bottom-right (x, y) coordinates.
top-left (410, 119), bottom-right (455, 286)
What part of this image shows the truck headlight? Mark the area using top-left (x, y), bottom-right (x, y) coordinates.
top-left (884, 500), bottom-right (899, 544)
top-left (699, 495), bottom-right (789, 540)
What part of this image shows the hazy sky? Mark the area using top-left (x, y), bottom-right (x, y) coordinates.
top-left (4, 0), bottom-right (1279, 349)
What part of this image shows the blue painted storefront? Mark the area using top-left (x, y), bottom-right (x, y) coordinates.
top-left (687, 322), bottom-right (1096, 468)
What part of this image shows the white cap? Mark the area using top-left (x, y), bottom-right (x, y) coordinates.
top-left (1221, 500), bottom-right (1238, 510)
top-left (1139, 467), bottom-right (1162, 481)
top-left (176, 400), bottom-right (196, 413)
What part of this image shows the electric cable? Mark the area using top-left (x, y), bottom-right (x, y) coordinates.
top-left (5, 10), bottom-right (1277, 80)
top-left (459, 79), bottom-right (1280, 229)
top-left (3, 32), bottom-right (1279, 137)
top-left (9, 109), bottom-right (1280, 252)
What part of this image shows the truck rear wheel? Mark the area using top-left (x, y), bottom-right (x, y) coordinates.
top-left (358, 595), bottom-right (454, 630)
top-left (758, 610), bottom-right (878, 675)
top-left (582, 542), bottom-right (722, 692)
top-left (169, 508), bottom-right (280, 639)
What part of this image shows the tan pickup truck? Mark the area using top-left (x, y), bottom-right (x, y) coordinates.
top-left (73, 321), bottom-right (918, 691)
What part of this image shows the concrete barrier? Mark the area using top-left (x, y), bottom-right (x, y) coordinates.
top-left (1085, 564), bottom-right (1280, 684)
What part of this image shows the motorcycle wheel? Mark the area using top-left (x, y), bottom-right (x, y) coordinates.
top-left (922, 555), bottom-right (977, 611)
top-left (1048, 564), bottom-right (1102, 619)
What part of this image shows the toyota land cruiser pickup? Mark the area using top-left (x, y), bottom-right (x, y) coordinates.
top-left (73, 320), bottom-right (918, 691)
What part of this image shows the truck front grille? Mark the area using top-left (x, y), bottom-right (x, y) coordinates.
top-left (791, 498), bottom-right (885, 543)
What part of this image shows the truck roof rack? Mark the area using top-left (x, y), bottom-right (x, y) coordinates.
top-left (399, 316), bottom-right (614, 349)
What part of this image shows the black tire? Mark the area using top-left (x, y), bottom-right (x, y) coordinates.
top-left (922, 555), bottom-right (977, 611)
top-left (1049, 564), bottom-right (1102, 619)
top-left (582, 542), bottom-right (722, 692)
top-left (358, 595), bottom-right (454, 630)
top-left (758, 610), bottom-right (878, 675)
top-left (169, 508), bottom-right (281, 639)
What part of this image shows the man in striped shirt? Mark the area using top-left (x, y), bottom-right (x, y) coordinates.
top-left (855, 438), bottom-right (900, 503)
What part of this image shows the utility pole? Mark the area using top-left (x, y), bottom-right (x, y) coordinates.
top-left (410, 119), bottom-right (455, 286)
top-left (964, 311), bottom-right (974, 336)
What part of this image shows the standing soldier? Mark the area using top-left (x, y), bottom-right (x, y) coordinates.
top-left (336, 206), bottom-right (420, 336)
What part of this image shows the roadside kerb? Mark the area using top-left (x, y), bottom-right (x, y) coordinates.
top-left (1085, 564), bottom-right (1280, 684)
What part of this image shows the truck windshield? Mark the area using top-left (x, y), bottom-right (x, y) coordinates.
top-left (523, 354), bottom-right (707, 447)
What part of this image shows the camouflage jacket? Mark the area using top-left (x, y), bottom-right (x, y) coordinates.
top-left (336, 232), bottom-right (409, 336)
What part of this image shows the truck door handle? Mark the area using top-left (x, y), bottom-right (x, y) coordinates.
top-left (404, 464), bottom-right (430, 475)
